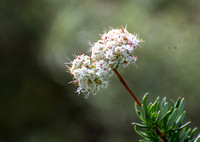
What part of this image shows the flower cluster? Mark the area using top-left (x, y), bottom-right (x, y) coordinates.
top-left (69, 54), bottom-right (112, 97)
top-left (91, 28), bottom-right (141, 68)
top-left (68, 27), bottom-right (142, 97)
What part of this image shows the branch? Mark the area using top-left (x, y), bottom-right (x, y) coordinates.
top-left (113, 68), bottom-right (167, 142)
top-left (113, 68), bottom-right (141, 107)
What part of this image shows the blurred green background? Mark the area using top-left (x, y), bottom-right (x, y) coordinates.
top-left (1, 0), bottom-right (200, 141)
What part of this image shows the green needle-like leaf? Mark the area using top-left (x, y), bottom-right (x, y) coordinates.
top-left (179, 121), bottom-right (191, 130)
top-left (159, 102), bottom-right (169, 121)
top-left (135, 102), bottom-right (141, 118)
top-left (142, 93), bottom-right (149, 117)
top-left (139, 139), bottom-right (153, 142)
top-left (160, 97), bottom-right (166, 109)
top-left (190, 128), bottom-right (198, 140)
top-left (177, 98), bottom-right (185, 116)
top-left (175, 111), bottom-right (186, 128)
top-left (194, 134), bottom-right (200, 142)
top-left (132, 122), bottom-right (148, 128)
top-left (140, 105), bottom-right (146, 121)
top-left (174, 97), bottom-right (181, 108)
top-left (147, 102), bottom-right (152, 110)
top-left (167, 108), bottom-right (178, 128)
top-left (134, 125), bottom-right (149, 138)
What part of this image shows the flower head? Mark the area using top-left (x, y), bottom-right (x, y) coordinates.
top-left (91, 27), bottom-right (142, 68)
top-left (68, 26), bottom-right (143, 97)
top-left (69, 54), bottom-right (112, 97)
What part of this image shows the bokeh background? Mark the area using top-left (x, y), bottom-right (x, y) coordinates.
top-left (1, 0), bottom-right (200, 141)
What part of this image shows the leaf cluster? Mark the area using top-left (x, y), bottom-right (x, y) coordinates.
top-left (133, 93), bottom-right (199, 142)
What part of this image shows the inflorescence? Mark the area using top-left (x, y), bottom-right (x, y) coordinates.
top-left (67, 27), bottom-right (143, 97)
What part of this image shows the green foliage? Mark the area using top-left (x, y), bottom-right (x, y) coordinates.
top-left (132, 93), bottom-right (199, 142)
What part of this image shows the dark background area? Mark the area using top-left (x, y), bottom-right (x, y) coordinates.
top-left (0, 0), bottom-right (200, 142)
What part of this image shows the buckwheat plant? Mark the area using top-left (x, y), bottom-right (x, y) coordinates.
top-left (67, 26), bottom-right (200, 142)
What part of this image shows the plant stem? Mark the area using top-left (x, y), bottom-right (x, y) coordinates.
top-left (113, 68), bottom-right (167, 142)
top-left (156, 127), bottom-right (167, 142)
top-left (113, 68), bottom-right (141, 107)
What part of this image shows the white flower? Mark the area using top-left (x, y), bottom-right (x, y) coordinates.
top-left (68, 54), bottom-right (111, 97)
top-left (68, 26), bottom-right (143, 97)
top-left (91, 27), bottom-right (142, 69)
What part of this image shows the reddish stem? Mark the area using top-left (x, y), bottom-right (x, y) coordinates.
top-left (156, 127), bottom-right (167, 142)
top-left (113, 68), bottom-right (167, 142)
top-left (113, 68), bottom-right (141, 107)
